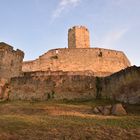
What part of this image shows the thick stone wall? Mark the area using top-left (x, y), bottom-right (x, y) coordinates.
top-left (101, 66), bottom-right (140, 104)
top-left (68, 26), bottom-right (90, 48)
top-left (0, 42), bottom-right (24, 79)
top-left (9, 72), bottom-right (96, 101)
top-left (9, 66), bottom-right (140, 104)
top-left (22, 48), bottom-right (131, 77)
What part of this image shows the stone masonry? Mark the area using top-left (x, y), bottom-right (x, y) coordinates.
top-left (22, 48), bottom-right (130, 77)
top-left (1, 26), bottom-right (138, 104)
top-left (9, 66), bottom-right (140, 104)
top-left (22, 26), bottom-right (131, 76)
top-left (68, 26), bottom-right (90, 48)
top-left (0, 42), bottom-right (24, 100)
top-left (101, 66), bottom-right (140, 104)
top-left (0, 42), bottom-right (24, 79)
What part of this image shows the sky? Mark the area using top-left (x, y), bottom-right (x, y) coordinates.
top-left (0, 0), bottom-right (140, 66)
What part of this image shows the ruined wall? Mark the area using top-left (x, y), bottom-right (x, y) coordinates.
top-left (101, 66), bottom-right (140, 104)
top-left (9, 66), bottom-right (140, 104)
top-left (22, 48), bottom-right (131, 77)
top-left (0, 42), bottom-right (24, 79)
top-left (22, 59), bottom-right (40, 72)
top-left (9, 72), bottom-right (96, 101)
top-left (0, 78), bottom-right (9, 100)
top-left (68, 26), bottom-right (90, 48)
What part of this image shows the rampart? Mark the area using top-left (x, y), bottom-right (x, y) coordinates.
top-left (22, 48), bottom-right (131, 77)
top-left (0, 42), bottom-right (24, 79)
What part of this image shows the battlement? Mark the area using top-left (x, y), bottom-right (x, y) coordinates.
top-left (0, 42), bottom-right (24, 57)
top-left (15, 49), bottom-right (24, 57)
top-left (0, 42), bottom-right (13, 51)
top-left (68, 26), bottom-right (89, 31)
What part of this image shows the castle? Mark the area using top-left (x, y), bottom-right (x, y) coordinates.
top-left (22, 26), bottom-right (130, 76)
top-left (1, 26), bottom-right (139, 104)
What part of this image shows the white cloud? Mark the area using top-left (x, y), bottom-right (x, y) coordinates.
top-left (52, 0), bottom-right (80, 20)
top-left (94, 28), bottom-right (128, 49)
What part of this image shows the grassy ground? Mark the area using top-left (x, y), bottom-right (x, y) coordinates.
top-left (0, 99), bottom-right (139, 140)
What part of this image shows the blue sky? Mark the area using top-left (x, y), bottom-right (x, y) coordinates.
top-left (0, 0), bottom-right (140, 65)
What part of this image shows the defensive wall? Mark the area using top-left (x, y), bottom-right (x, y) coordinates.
top-left (9, 66), bottom-right (140, 104)
top-left (101, 66), bottom-right (140, 104)
top-left (22, 48), bottom-right (131, 77)
top-left (9, 72), bottom-right (97, 100)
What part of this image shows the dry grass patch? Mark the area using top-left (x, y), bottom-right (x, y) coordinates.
top-left (0, 99), bottom-right (139, 140)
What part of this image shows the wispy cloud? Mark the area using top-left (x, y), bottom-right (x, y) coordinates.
top-left (52, 0), bottom-right (80, 20)
top-left (94, 28), bottom-right (128, 49)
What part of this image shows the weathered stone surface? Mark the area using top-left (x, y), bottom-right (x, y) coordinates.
top-left (2, 83), bottom-right (10, 100)
top-left (97, 106), bottom-right (104, 112)
top-left (8, 66), bottom-right (140, 103)
top-left (0, 78), bottom-right (9, 100)
top-left (93, 107), bottom-right (100, 114)
top-left (93, 106), bottom-right (111, 115)
top-left (93, 104), bottom-right (127, 116)
top-left (102, 108), bottom-right (111, 115)
top-left (9, 73), bottom-right (97, 101)
top-left (93, 105), bottom-right (111, 115)
top-left (105, 105), bottom-right (112, 109)
top-left (68, 26), bottom-right (90, 49)
top-left (22, 48), bottom-right (130, 77)
top-left (102, 66), bottom-right (140, 104)
top-left (0, 42), bottom-right (24, 79)
top-left (111, 104), bottom-right (127, 116)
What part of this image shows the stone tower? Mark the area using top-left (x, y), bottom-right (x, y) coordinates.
top-left (0, 42), bottom-right (24, 79)
top-left (68, 26), bottom-right (90, 48)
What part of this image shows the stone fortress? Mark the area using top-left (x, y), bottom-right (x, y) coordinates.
top-left (0, 26), bottom-right (139, 104)
top-left (22, 26), bottom-right (130, 77)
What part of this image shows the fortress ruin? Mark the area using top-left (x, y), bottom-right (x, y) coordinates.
top-left (22, 26), bottom-right (131, 76)
top-left (1, 26), bottom-right (138, 104)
